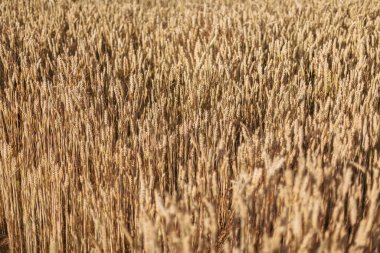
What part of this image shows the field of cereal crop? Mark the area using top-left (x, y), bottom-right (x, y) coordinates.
top-left (0, 0), bottom-right (379, 252)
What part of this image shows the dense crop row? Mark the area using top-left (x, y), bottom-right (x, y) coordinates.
top-left (0, 0), bottom-right (379, 252)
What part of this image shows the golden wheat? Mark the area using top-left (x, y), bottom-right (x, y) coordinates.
top-left (0, 0), bottom-right (379, 252)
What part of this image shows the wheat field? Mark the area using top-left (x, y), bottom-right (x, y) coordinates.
top-left (0, 0), bottom-right (379, 252)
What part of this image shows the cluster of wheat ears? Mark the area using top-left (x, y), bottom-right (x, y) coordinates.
top-left (0, 0), bottom-right (379, 252)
